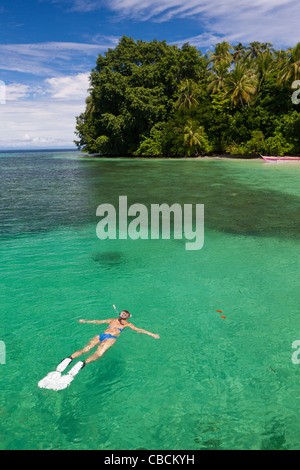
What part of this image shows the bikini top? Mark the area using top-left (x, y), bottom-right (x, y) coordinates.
top-left (108, 326), bottom-right (124, 333)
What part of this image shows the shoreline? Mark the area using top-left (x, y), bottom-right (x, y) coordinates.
top-left (197, 156), bottom-right (262, 161)
top-left (84, 153), bottom-right (264, 161)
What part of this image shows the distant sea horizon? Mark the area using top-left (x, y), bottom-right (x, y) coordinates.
top-left (0, 148), bottom-right (79, 153)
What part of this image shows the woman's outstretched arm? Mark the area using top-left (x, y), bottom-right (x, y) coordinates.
top-left (128, 323), bottom-right (160, 339)
top-left (79, 319), bottom-right (112, 325)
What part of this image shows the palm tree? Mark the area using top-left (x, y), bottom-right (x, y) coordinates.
top-left (85, 94), bottom-right (95, 117)
top-left (208, 41), bottom-right (232, 67)
top-left (175, 79), bottom-right (200, 110)
top-left (245, 42), bottom-right (264, 60)
top-left (261, 43), bottom-right (274, 55)
top-left (182, 121), bottom-right (207, 156)
top-left (278, 43), bottom-right (300, 85)
top-left (255, 53), bottom-right (274, 92)
top-left (207, 62), bottom-right (229, 94)
top-left (223, 62), bottom-right (258, 107)
top-left (232, 43), bottom-right (246, 63)
top-left (274, 49), bottom-right (288, 66)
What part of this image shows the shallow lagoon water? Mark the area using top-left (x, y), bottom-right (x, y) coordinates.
top-left (0, 151), bottom-right (299, 450)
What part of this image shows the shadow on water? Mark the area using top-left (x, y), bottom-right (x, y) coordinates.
top-left (91, 251), bottom-right (126, 269)
top-left (203, 188), bottom-right (300, 238)
top-left (82, 357), bottom-right (126, 399)
top-left (260, 420), bottom-right (289, 450)
top-left (85, 159), bottom-right (300, 240)
top-left (1, 155), bottom-right (299, 240)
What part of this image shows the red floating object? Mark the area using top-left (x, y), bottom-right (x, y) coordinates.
top-left (221, 315), bottom-right (226, 319)
top-left (216, 310), bottom-right (223, 313)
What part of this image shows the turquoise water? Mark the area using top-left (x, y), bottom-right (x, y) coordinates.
top-left (0, 151), bottom-right (300, 450)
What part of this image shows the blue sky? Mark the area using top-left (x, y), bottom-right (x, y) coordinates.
top-left (0, 0), bottom-right (300, 149)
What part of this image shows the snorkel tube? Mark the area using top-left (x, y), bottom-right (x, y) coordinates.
top-left (113, 304), bottom-right (120, 315)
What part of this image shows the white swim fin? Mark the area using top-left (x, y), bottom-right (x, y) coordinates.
top-left (68, 361), bottom-right (85, 377)
top-left (38, 361), bottom-right (85, 391)
top-left (38, 371), bottom-right (62, 390)
top-left (56, 357), bottom-right (72, 372)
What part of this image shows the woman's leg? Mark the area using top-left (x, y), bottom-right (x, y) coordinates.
top-left (70, 335), bottom-right (100, 360)
top-left (85, 338), bottom-right (116, 364)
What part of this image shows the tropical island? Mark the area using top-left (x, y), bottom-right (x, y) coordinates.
top-left (75, 36), bottom-right (300, 158)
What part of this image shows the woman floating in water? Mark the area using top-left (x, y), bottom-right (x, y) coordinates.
top-left (63, 309), bottom-right (160, 375)
top-left (38, 308), bottom-right (160, 390)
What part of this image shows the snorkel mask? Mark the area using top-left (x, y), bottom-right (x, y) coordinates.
top-left (119, 311), bottom-right (132, 319)
top-left (113, 304), bottom-right (132, 318)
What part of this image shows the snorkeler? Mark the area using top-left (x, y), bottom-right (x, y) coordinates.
top-left (38, 307), bottom-right (160, 390)
top-left (61, 308), bottom-right (160, 375)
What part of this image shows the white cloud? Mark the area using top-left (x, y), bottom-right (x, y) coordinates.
top-left (0, 39), bottom-right (119, 149)
top-left (45, 72), bottom-right (90, 99)
top-left (172, 32), bottom-right (225, 49)
top-left (111, 0), bottom-right (300, 47)
top-left (56, 0), bottom-right (300, 47)
top-left (21, 134), bottom-right (60, 145)
top-left (0, 98), bottom-right (84, 148)
top-left (46, 0), bottom-right (102, 12)
top-left (5, 83), bottom-right (32, 101)
top-left (69, 0), bottom-right (102, 11)
top-left (0, 72), bottom-right (90, 149)
top-left (98, 0), bottom-right (295, 22)
top-left (0, 40), bottom-right (118, 76)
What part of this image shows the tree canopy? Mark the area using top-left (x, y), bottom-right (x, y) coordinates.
top-left (75, 36), bottom-right (300, 157)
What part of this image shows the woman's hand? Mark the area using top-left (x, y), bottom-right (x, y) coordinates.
top-left (152, 334), bottom-right (160, 339)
